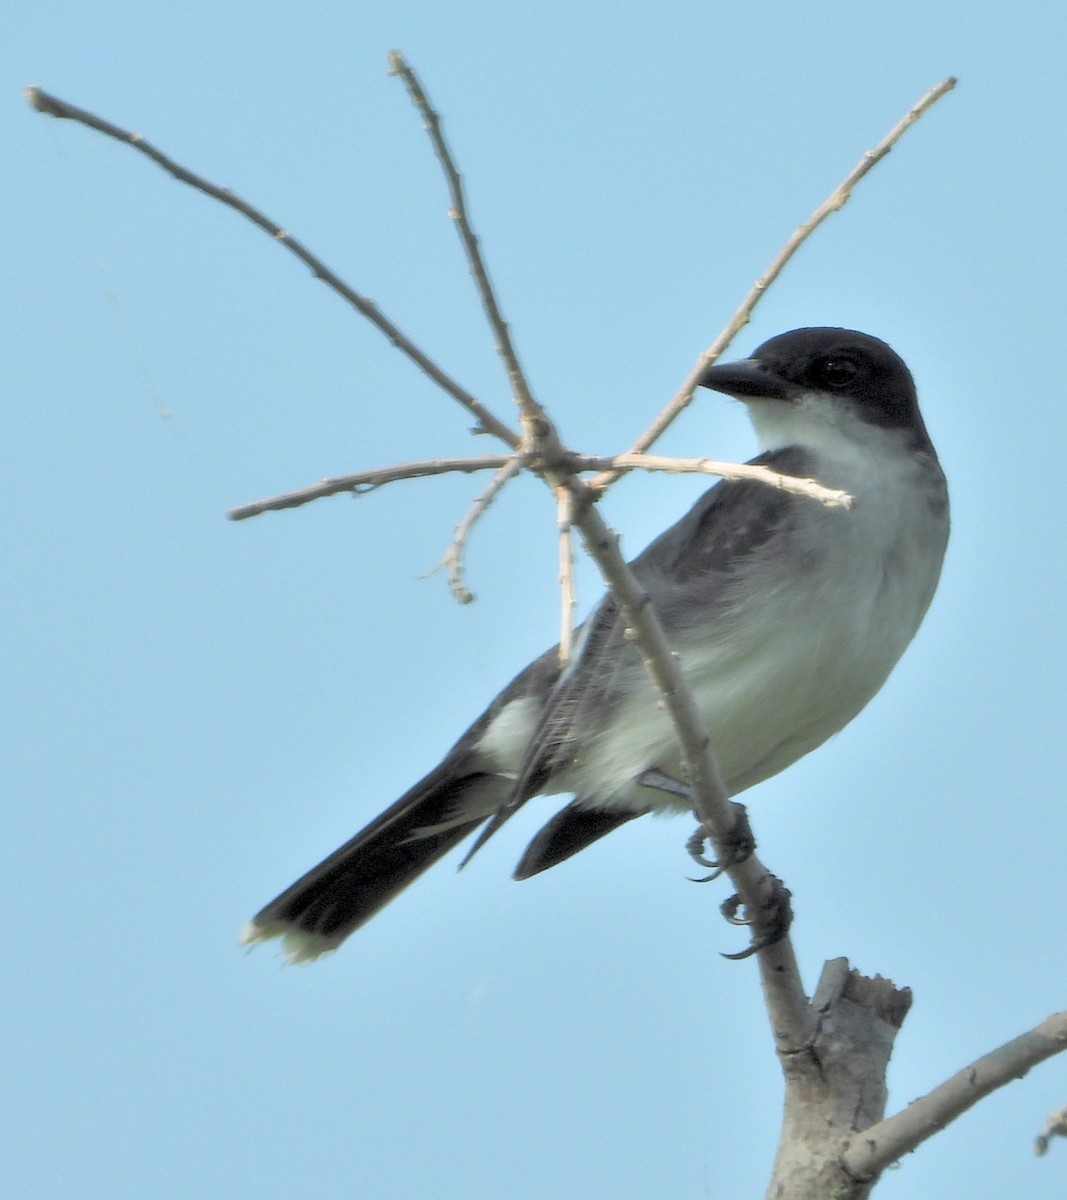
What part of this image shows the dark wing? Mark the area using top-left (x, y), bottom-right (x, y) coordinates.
top-left (514, 594), bottom-right (631, 795)
top-left (633, 447), bottom-right (807, 600)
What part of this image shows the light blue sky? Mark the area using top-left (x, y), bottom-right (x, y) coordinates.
top-left (7, 4), bottom-right (1067, 1197)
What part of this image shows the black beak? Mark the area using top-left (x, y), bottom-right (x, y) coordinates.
top-left (697, 357), bottom-right (797, 401)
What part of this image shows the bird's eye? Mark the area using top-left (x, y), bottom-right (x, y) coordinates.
top-left (814, 356), bottom-right (861, 389)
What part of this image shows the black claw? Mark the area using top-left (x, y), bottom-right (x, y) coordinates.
top-left (685, 827), bottom-right (720, 875)
top-left (685, 802), bottom-right (756, 881)
top-left (720, 893), bottom-right (748, 925)
top-left (719, 875), bottom-right (793, 961)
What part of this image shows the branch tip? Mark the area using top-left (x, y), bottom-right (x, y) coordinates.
top-left (390, 53), bottom-right (542, 425)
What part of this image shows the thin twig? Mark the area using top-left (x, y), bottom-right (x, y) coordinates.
top-left (228, 449), bottom-right (851, 522)
top-left (592, 75), bottom-right (958, 491)
top-left (588, 453), bottom-right (852, 507)
top-left (389, 53), bottom-right (542, 425)
top-left (25, 84), bottom-right (520, 451)
top-left (842, 1010), bottom-right (1067, 1181)
top-left (556, 488), bottom-right (577, 665)
top-left (226, 455), bottom-right (513, 521)
top-left (439, 454), bottom-right (530, 604)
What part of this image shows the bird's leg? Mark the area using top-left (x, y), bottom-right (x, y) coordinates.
top-left (637, 766), bottom-right (693, 800)
top-left (720, 876), bottom-right (793, 960)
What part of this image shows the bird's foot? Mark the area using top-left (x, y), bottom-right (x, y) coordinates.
top-left (720, 875), bottom-right (793, 960)
top-left (685, 802), bottom-right (756, 882)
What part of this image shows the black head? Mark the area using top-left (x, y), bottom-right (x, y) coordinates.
top-left (698, 327), bottom-right (933, 450)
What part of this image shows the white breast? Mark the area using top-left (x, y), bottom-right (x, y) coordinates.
top-left (560, 399), bottom-right (949, 810)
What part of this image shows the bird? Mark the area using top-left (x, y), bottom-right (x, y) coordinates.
top-left (241, 327), bottom-right (949, 963)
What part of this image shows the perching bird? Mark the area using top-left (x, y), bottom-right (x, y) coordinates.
top-left (242, 327), bottom-right (949, 963)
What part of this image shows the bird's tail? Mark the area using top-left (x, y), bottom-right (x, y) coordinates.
top-left (240, 766), bottom-right (506, 963)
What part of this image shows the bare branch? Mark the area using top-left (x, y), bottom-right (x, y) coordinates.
top-left (592, 75), bottom-right (958, 490)
top-left (438, 454), bottom-right (530, 604)
top-left (25, 84), bottom-right (520, 451)
top-left (556, 488), bottom-right (577, 665)
top-left (389, 53), bottom-right (541, 425)
top-left (226, 455), bottom-right (513, 521)
top-left (842, 1009), bottom-right (1067, 1181)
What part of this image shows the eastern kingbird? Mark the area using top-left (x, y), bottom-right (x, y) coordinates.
top-left (242, 327), bottom-right (949, 963)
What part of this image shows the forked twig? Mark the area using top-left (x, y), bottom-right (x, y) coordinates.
top-left (591, 75), bottom-right (958, 490)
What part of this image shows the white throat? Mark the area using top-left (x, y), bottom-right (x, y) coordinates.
top-left (747, 390), bottom-right (896, 460)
